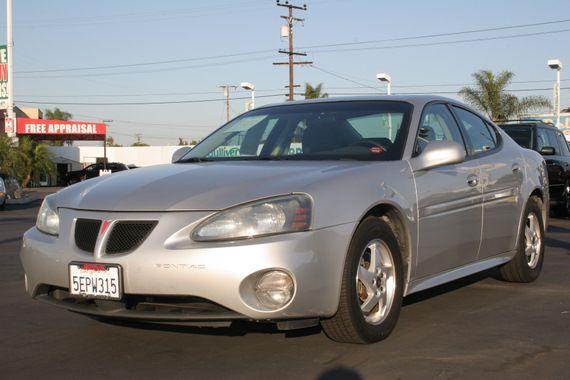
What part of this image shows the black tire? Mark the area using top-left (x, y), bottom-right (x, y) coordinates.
top-left (321, 216), bottom-right (404, 344)
top-left (0, 199), bottom-right (5, 211)
top-left (498, 196), bottom-right (545, 282)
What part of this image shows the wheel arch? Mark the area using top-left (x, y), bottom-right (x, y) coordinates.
top-left (360, 203), bottom-right (414, 295)
top-left (517, 188), bottom-right (547, 249)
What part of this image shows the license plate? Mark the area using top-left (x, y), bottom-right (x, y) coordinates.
top-left (69, 262), bottom-right (122, 300)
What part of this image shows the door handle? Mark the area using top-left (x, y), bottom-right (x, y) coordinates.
top-left (467, 175), bottom-right (479, 187)
top-left (512, 163), bottom-right (521, 172)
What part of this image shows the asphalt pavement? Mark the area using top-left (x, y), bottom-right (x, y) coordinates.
top-left (1, 201), bottom-right (569, 379)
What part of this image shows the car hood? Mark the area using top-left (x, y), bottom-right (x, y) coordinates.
top-left (55, 161), bottom-right (370, 212)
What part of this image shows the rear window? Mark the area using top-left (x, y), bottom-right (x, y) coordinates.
top-left (500, 126), bottom-right (533, 149)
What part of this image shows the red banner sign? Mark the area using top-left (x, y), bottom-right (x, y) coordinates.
top-left (16, 118), bottom-right (106, 140)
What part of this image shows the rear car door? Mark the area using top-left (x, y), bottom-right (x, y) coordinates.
top-left (453, 106), bottom-right (524, 257)
top-left (413, 103), bottom-right (483, 278)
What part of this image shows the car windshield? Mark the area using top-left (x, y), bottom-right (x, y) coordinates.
top-left (180, 101), bottom-right (413, 162)
top-left (500, 125), bottom-right (533, 149)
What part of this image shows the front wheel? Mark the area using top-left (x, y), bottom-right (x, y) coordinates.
top-left (498, 196), bottom-right (545, 282)
top-left (321, 216), bottom-right (403, 344)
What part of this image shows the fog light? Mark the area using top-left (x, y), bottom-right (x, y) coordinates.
top-left (254, 271), bottom-right (294, 309)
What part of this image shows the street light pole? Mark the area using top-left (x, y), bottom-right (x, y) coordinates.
top-left (6, 0), bottom-right (15, 142)
top-left (548, 59), bottom-right (563, 127)
top-left (377, 73), bottom-right (393, 138)
top-left (376, 73), bottom-right (392, 95)
top-left (102, 120), bottom-right (113, 171)
top-left (240, 82), bottom-right (255, 110)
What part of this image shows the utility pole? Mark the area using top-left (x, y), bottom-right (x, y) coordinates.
top-left (6, 0), bottom-right (15, 143)
top-left (218, 85), bottom-right (238, 122)
top-left (102, 119), bottom-right (113, 171)
top-left (273, 1), bottom-right (312, 101)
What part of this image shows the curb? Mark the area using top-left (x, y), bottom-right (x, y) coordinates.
top-left (7, 194), bottom-right (42, 205)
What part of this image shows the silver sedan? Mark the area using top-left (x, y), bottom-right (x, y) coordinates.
top-left (20, 96), bottom-right (549, 343)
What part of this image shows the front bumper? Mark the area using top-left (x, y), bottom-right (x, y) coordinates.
top-left (20, 208), bottom-right (355, 322)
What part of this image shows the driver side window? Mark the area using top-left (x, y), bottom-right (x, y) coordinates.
top-left (415, 104), bottom-right (466, 156)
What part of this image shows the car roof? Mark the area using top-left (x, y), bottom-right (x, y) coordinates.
top-left (258, 95), bottom-right (463, 110)
top-left (499, 120), bottom-right (557, 129)
top-left (255, 95), bottom-right (492, 123)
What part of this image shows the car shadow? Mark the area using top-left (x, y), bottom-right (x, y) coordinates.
top-left (91, 316), bottom-right (322, 338)
top-left (403, 268), bottom-right (497, 306)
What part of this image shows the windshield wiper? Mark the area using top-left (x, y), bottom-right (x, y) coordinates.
top-left (179, 157), bottom-right (213, 163)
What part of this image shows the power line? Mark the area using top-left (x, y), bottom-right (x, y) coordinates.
top-left (16, 93), bottom-right (285, 106)
top-left (17, 79), bottom-right (570, 99)
top-left (309, 28), bottom-right (570, 54)
top-left (73, 113), bottom-right (216, 129)
top-left (16, 17), bottom-right (570, 76)
top-left (310, 65), bottom-right (381, 90)
top-left (15, 55), bottom-right (276, 79)
top-left (325, 87), bottom-right (570, 96)
top-left (300, 18), bottom-right (570, 49)
top-left (15, 49), bottom-right (275, 74)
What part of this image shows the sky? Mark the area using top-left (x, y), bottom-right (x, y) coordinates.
top-left (2, 0), bottom-right (569, 145)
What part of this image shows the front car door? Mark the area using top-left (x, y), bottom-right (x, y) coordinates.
top-left (544, 128), bottom-right (570, 209)
top-left (413, 103), bottom-right (483, 279)
top-left (537, 127), bottom-right (565, 204)
top-left (451, 106), bottom-right (523, 258)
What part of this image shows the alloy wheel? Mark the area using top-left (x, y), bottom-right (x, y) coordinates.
top-left (524, 212), bottom-right (542, 269)
top-left (356, 239), bottom-right (396, 325)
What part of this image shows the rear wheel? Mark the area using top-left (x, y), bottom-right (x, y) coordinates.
top-left (498, 196), bottom-right (545, 282)
top-left (321, 216), bottom-right (403, 344)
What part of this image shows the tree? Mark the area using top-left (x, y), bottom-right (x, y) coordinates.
top-left (0, 134), bottom-right (21, 178)
top-left (131, 134), bottom-right (149, 147)
top-left (15, 137), bottom-right (54, 188)
top-left (178, 137), bottom-right (189, 146)
top-left (106, 136), bottom-right (122, 147)
top-left (459, 70), bottom-right (551, 122)
top-left (304, 83), bottom-right (328, 99)
top-left (44, 108), bottom-right (73, 146)
top-left (44, 108), bottom-right (72, 121)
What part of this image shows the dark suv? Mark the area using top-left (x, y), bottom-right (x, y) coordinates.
top-left (66, 162), bottom-right (129, 186)
top-left (500, 121), bottom-right (570, 216)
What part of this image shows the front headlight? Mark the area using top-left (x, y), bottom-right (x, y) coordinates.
top-left (192, 194), bottom-right (312, 242)
top-left (36, 195), bottom-right (60, 236)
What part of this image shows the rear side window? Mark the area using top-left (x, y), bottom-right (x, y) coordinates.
top-left (556, 132), bottom-right (570, 156)
top-left (452, 107), bottom-right (496, 155)
top-left (500, 126), bottom-right (532, 149)
top-left (536, 128), bottom-right (550, 151)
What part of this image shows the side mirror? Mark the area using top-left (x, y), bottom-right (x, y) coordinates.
top-left (411, 140), bottom-right (466, 171)
top-left (539, 146), bottom-right (555, 156)
top-left (172, 147), bottom-right (192, 163)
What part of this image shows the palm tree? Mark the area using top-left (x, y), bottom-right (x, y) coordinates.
top-left (304, 83), bottom-right (328, 99)
top-left (459, 70), bottom-right (551, 122)
top-left (17, 136), bottom-right (54, 188)
top-left (44, 108), bottom-right (72, 121)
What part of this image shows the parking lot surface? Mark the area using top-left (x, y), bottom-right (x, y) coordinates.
top-left (1, 201), bottom-right (569, 379)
